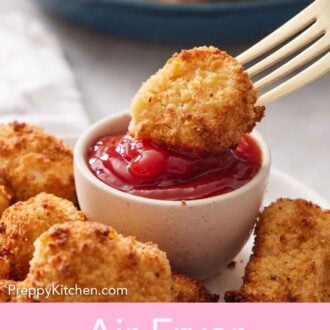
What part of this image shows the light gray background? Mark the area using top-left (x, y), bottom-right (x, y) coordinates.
top-left (2, 0), bottom-right (330, 201)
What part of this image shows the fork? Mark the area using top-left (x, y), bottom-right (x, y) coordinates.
top-left (237, 0), bottom-right (330, 106)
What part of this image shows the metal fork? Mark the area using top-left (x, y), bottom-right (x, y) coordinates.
top-left (237, 0), bottom-right (330, 106)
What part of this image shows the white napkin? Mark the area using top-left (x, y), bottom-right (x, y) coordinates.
top-left (0, 12), bottom-right (90, 140)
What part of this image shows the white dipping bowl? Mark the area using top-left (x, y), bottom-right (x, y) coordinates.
top-left (74, 112), bottom-right (271, 280)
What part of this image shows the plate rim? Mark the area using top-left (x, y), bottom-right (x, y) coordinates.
top-left (269, 167), bottom-right (329, 207)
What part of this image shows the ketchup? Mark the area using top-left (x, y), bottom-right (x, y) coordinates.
top-left (88, 134), bottom-right (261, 201)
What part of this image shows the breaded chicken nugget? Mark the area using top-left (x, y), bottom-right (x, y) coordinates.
top-left (0, 257), bottom-right (10, 279)
top-left (23, 221), bottom-right (173, 302)
top-left (0, 280), bottom-right (17, 302)
top-left (0, 122), bottom-right (76, 204)
top-left (172, 273), bottom-right (219, 302)
top-left (0, 193), bottom-right (86, 281)
top-left (129, 46), bottom-right (264, 153)
top-left (0, 184), bottom-right (10, 216)
top-left (225, 199), bottom-right (330, 302)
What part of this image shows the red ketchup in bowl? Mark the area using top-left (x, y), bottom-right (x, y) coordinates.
top-left (88, 134), bottom-right (261, 201)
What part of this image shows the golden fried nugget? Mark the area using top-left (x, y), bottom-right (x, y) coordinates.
top-left (0, 122), bottom-right (76, 204)
top-left (23, 221), bottom-right (173, 302)
top-left (0, 185), bottom-right (10, 216)
top-left (0, 193), bottom-right (86, 281)
top-left (129, 46), bottom-right (264, 153)
top-left (0, 257), bottom-right (10, 279)
top-left (225, 199), bottom-right (330, 302)
top-left (172, 273), bottom-right (219, 302)
top-left (0, 280), bottom-right (17, 302)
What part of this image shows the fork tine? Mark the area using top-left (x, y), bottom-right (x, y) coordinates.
top-left (237, 2), bottom-right (317, 65)
top-left (247, 22), bottom-right (324, 77)
top-left (256, 52), bottom-right (330, 106)
top-left (254, 35), bottom-right (329, 90)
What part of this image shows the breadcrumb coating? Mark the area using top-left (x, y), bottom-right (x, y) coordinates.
top-left (129, 46), bottom-right (264, 153)
top-left (0, 185), bottom-right (10, 217)
top-left (172, 273), bottom-right (219, 302)
top-left (0, 279), bottom-right (17, 302)
top-left (0, 193), bottom-right (86, 281)
top-left (225, 199), bottom-right (330, 302)
top-left (0, 122), bottom-right (76, 204)
top-left (22, 221), bottom-right (173, 302)
top-left (0, 257), bottom-right (10, 279)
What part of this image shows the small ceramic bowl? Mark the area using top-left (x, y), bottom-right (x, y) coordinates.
top-left (74, 112), bottom-right (271, 280)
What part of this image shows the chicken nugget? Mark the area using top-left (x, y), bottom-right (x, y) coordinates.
top-left (129, 46), bottom-right (263, 153)
top-left (225, 199), bottom-right (330, 302)
top-left (0, 279), bottom-right (17, 302)
top-left (0, 257), bottom-right (10, 279)
top-left (172, 273), bottom-right (219, 302)
top-left (0, 122), bottom-right (76, 204)
top-left (0, 193), bottom-right (86, 281)
top-left (0, 184), bottom-right (10, 216)
top-left (23, 221), bottom-right (173, 302)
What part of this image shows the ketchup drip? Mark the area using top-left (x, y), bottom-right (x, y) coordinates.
top-left (88, 134), bottom-right (261, 201)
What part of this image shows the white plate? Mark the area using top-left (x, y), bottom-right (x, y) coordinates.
top-left (203, 167), bottom-right (329, 301)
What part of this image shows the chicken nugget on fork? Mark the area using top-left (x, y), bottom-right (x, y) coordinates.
top-left (129, 46), bottom-right (263, 153)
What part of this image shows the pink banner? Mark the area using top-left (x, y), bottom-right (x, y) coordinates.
top-left (0, 303), bottom-right (328, 329)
